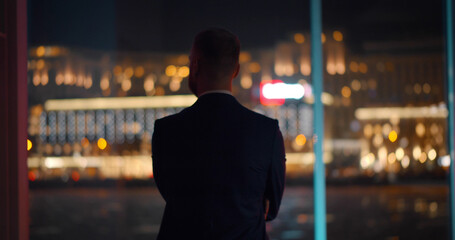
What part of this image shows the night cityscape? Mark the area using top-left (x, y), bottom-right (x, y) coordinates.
top-left (10, 0), bottom-right (453, 239)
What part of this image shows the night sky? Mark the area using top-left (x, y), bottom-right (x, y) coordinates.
top-left (28, 0), bottom-right (443, 53)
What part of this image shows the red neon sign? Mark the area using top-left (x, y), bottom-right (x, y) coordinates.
top-left (260, 80), bottom-right (285, 106)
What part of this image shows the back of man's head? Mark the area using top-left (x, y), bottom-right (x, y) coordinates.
top-left (191, 28), bottom-right (240, 80)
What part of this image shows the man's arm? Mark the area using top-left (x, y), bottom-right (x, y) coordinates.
top-left (152, 120), bottom-right (169, 202)
top-left (264, 120), bottom-right (286, 221)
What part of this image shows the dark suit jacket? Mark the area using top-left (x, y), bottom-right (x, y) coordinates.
top-left (152, 93), bottom-right (286, 240)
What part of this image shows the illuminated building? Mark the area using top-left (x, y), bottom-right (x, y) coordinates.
top-left (27, 31), bottom-right (448, 182)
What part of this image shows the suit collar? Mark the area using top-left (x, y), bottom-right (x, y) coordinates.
top-left (193, 92), bottom-right (239, 107)
top-left (198, 90), bottom-right (232, 97)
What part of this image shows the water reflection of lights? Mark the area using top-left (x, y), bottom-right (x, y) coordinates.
top-left (29, 156), bottom-right (154, 180)
top-left (401, 155), bottom-right (410, 168)
top-left (419, 152), bottom-right (427, 163)
top-left (30, 154), bottom-right (339, 181)
top-left (360, 153), bottom-right (375, 169)
top-left (428, 149), bottom-right (437, 161)
top-left (378, 147), bottom-right (387, 161)
top-left (387, 153), bottom-right (396, 164)
top-left (413, 146), bottom-right (422, 160)
top-left (373, 159), bottom-right (384, 173)
top-left (395, 148), bottom-right (404, 160)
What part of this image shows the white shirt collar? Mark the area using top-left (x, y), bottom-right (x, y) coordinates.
top-left (198, 90), bottom-right (232, 97)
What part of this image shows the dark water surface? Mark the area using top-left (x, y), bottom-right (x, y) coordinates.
top-left (30, 185), bottom-right (448, 240)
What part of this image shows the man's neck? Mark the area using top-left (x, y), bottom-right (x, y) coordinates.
top-left (194, 76), bottom-right (233, 97)
top-left (198, 89), bottom-right (232, 97)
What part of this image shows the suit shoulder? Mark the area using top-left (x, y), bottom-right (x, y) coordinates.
top-left (155, 107), bottom-right (190, 126)
top-left (240, 105), bottom-right (278, 126)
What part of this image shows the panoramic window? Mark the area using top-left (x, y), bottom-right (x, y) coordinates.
top-left (27, 0), bottom-right (449, 239)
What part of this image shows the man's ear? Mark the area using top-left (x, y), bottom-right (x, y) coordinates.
top-left (188, 57), bottom-right (198, 96)
top-left (191, 58), bottom-right (199, 76)
top-left (232, 63), bottom-right (240, 79)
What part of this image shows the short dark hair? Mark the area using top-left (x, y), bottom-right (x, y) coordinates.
top-left (192, 28), bottom-right (240, 78)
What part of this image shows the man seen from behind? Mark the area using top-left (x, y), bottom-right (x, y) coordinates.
top-left (152, 28), bottom-right (286, 240)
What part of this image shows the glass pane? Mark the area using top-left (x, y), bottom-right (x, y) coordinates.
top-left (27, 1), bottom-right (314, 239)
top-left (27, 0), bottom-right (449, 239)
top-left (321, 0), bottom-right (448, 239)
